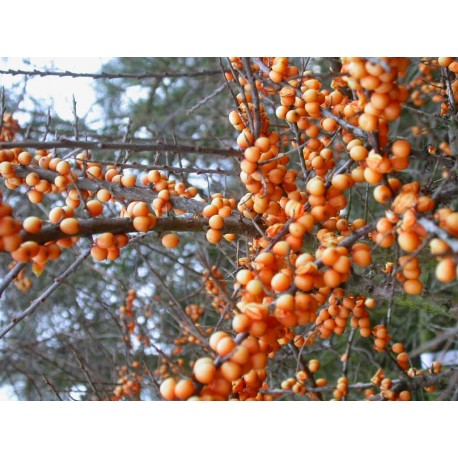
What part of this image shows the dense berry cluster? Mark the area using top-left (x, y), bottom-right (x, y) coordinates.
top-left (0, 57), bottom-right (456, 401)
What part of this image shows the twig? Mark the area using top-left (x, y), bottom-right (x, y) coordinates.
top-left (0, 262), bottom-right (27, 298)
top-left (402, 104), bottom-right (442, 119)
top-left (0, 248), bottom-right (91, 340)
top-left (437, 370), bottom-right (458, 401)
top-left (186, 83), bottom-right (226, 115)
top-left (0, 87), bottom-right (6, 135)
top-left (408, 323), bottom-right (458, 359)
top-left (72, 95), bottom-right (79, 141)
top-left (242, 58), bottom-right (262, 138)
top-left (69, 346), bottom-right (103, 400)
top-left (226, 58), bottom-right (255, 136)
top-left (79, 157), bottom-right (237, 176)
top-left (41, 108), bottom-right (52, 141)
top-left (134, 247), bottom-right (209, 349)
top-left (143, 362), bottom-right (161, 399)
top-left (0, 68), bottom-right (222, 80)
top-left (0, 139), bottom-right (240, 157)
top-left (42, 375), bottom-right (63, 401)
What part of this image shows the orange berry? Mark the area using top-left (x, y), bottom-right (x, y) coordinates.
top-left (56, 160), bottom-right (71, 175)
top-left (373, 185), bottom-right (393, 204)
top-left (97, 189), bottom-right (111, 202)
top-left (174, 379), bottom-right (195, 400)
top-left (230, 346), bottom-right (250, 366)
top-left (209, 215), bottom-right (224, 230)
top-left (22, 216), bottom-right (43, 234)
top-left (193, 358), bottom-right (216, 384)
top-left (435, 258), bottom-right (456, 283)
top-left (397, 352), bottom-right (410, 368)
top-left (246, 279), bottom-right (264, 296)
top-left (91, 245), bottom-right (108, 261)
top-left (96, 232), bottom-right (115, 250)
top-left (220, 361), bottom-right (242, 382)
top-left (18, 151), bottom-right (33, 165)
top-left (121, 174), bottom-right (136, 187)
top-left (160, 377), bottom-right (177, 400)
top-left (206, 228), bottom-right (222, 244)
top-left (269, 70), bottom-right (283, 83)
top-left (358, 113), bottom-right (378, 132)
top-left (320, 247), bottom-right (340, 266)
top-left (391, 343), bottom-right (405, 354)
top-left (397, 231), bottom-right (421, 252)
top-left (209, 331), bottom-right (230, 352)
top-left (323, 269), bottom-right (341, 288)
top-left (391, 140), bottom-right (411, 158)
top-left (27, 189), bottom-right (43, 204)
top-left (216, 337), bottom-right (236, 357)
top-left (87, 200), bottom-right (103, 217)
top-left (162, 233), bottom-right (180, 249)
top-left (306, 177), bottom-right (326, 196)
top-left (244, 146), bottom-right (261, 162)
top-left (133, 216), bottom-right (150, 232)
top-left (398, 390), bottom-right (411, 401)
top-left (403, 279), bottom-right (423, 295)
top-left (271, 272), bottom-right (292, 293)
top-left (232, 314), bottom-right (251, 333)
top-left (308, 359), bottom-right (320, 372)
top-left (236, 269), bottom-right (253, 285)
top-left (276, 294), bottom-right (295, 312)
top-left (60, 217), bottom-right (79, 235)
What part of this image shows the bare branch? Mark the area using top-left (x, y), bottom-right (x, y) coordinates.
top-left (79, 157), bottom-right (238, 177)
top-left (1, 139), bottom-right (240, 157)
top-left (0, 248), bottom-right (91, 340)
top-left (0, 262), bottom-right (26, 298)
top-left (186, 83), bottom-right (226, 115)
top-left (0, 68), bottom-right (222, 80)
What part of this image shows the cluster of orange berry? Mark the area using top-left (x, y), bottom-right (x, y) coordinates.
top-left (8, 261), bottom-right (32, 292)
top-left (112, 361), bottom-right (142, 401)
top-left (120, 289), bottom-right (138, 341)
top-left (0, 182), bottom-right (22, 254)
top-left (369, 369), bottom-right (411, 401)
top-left (185, 304), bottom-right (204, 323)
top-left (342, 57), bottom-right (410, 134)
top-left (409, 59), bottom-right (444, 107)
top-left (91, 232), bottom-right (129, 262)
top-left (0, 113), bottom-right (20, 142)
top-left (202, 266), bottom-right (229, 314)
top-left (202, 194), bottom-right (238, 243)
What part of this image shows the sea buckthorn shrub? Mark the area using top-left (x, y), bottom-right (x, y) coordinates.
top-left (0, 57), bottom-right (456, 400)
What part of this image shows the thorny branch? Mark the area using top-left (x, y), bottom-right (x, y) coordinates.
top-left (0, 248), bottom-right (91, 340)
top-left (0, 262), bottom-right (26, 298)
top-left (0, 68), bottom-right (222, 80)
top-left (0, 139), bottom-right (240, 157)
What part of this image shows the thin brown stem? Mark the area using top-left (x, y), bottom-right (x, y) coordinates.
top-left (0, 248), bottom-right (91, 340)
